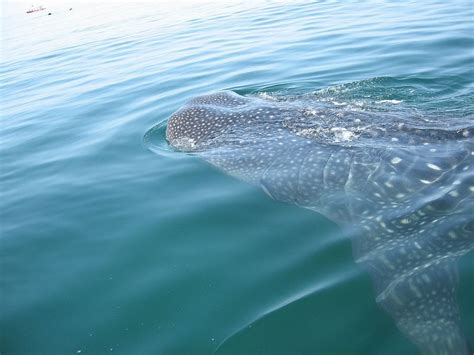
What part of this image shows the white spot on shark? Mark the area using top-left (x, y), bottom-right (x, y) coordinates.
top-left (427, 163), bottom-right (442, 171)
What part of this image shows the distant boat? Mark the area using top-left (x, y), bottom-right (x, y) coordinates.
top-left (26, 6), bottom-right (46, 14)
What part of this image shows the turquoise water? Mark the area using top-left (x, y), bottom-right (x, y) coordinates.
top-left (1, 1), bottom-right (473, 354)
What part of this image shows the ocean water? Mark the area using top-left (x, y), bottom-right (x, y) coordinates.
top-left (1, 1), bottom-right (473, 354)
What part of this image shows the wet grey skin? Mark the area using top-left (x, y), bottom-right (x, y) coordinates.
top-left (166, 91), bottom-right (474, 355)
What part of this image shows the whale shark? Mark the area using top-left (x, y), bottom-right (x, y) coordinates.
top-left (161, 90), bottom-right (473, 354)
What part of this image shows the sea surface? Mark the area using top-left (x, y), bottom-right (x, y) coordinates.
top-left (1, 1), bottom-right (473, 354)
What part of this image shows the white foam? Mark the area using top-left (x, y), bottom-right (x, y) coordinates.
top-left (170, 137), bottom-right (197, 151)
top-left (379, 99), bottom-right (402, 104)
top-left (330, 127), bottom-right (358, 142)
top-left (258, 92), bottom-right (277, 101)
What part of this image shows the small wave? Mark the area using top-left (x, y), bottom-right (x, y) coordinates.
top-left (143, 120), bottom-right (179, 157)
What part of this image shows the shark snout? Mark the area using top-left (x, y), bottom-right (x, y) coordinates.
top-left (166, 105), bottom-right (235, 151)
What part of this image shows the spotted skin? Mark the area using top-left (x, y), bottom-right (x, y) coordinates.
top-left (165, 91), bottom-right (474, 354)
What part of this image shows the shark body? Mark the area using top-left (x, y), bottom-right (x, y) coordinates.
top-left (163, 91), bottom-right (474, 354)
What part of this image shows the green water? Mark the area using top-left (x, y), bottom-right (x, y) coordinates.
top-left (1, 1), bottom-right (473, 354)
